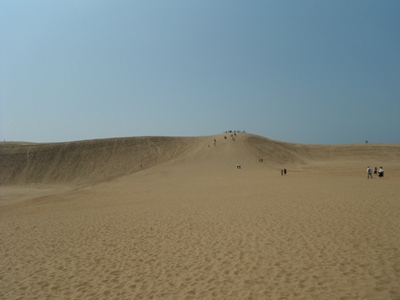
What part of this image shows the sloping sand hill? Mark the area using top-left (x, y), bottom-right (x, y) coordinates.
top-left (2, 133), bottom-right (399, 184)
top-left (1, 133), bottom-right (400, 299)
top-left (0, 136), bottom-right (199, 185)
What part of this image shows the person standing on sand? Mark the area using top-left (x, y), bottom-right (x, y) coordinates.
top-left (367, 166), bottom-right (373, 179)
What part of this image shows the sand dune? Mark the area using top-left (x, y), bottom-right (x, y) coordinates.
top-left (1, 133), bottom-right (399, 299)
top-left (0, 136), bottom-right (198, 185)
top-left (2, 133), bottom-right (399, 184)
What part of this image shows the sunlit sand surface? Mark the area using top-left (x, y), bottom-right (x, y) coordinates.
top-left (1, 134), bottom-right (399, 299)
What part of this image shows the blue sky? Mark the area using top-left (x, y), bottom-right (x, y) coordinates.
top-left (1, 1), bottom-right (399, 144)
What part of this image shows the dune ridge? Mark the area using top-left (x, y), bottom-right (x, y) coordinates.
top-left (1, 133), bottom-right (399, 185)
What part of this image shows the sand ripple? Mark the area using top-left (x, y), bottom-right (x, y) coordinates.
top-left (1, 173), bottom-right (400, 299)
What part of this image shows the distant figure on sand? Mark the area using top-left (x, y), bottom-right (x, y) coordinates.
top-left (284, 168), bottom-right (287, 175)
top-left (378, 167), bottom-right (384, 178)
top-left (367, 166), bottom-right (373, 179)
top-left (374, 166), bottom-right (378, 175)
top-left (236, 164), bottom-right (241, 169)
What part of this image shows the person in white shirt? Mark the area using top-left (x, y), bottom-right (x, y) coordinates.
top-left (378, 167), bottom-right (384, 178)
top-left (367, 166), bottom-right (373, 179)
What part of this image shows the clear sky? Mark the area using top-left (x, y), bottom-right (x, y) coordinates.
top-left (1, 1), bottom-right (399, 144)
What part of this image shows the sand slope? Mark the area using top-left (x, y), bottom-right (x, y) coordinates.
top-left (2, 133), bottom-right (399, 184)
top-left (1, 133), bottom-right (400, 299)
top-left (0, 136), bottom-right (197, 185)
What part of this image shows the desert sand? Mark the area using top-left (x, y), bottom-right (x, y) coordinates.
top-left (1, 133), bottom-right (399, 299)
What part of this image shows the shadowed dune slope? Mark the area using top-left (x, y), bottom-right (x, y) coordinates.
top-left (0, 136), bottom-right (198, 185)
top-left (1, 133), bottom-right (399, 185)
top-left (245, 135), bottom-right (400, 167)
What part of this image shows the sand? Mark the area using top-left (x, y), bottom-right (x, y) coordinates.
top-left (1, 133), bottom-right (400, 299)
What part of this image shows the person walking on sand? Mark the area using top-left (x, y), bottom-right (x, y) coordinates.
top-left (378, 167), bottom-right (384, 178)
top-left (367, 166), bottom-right (373, 179)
